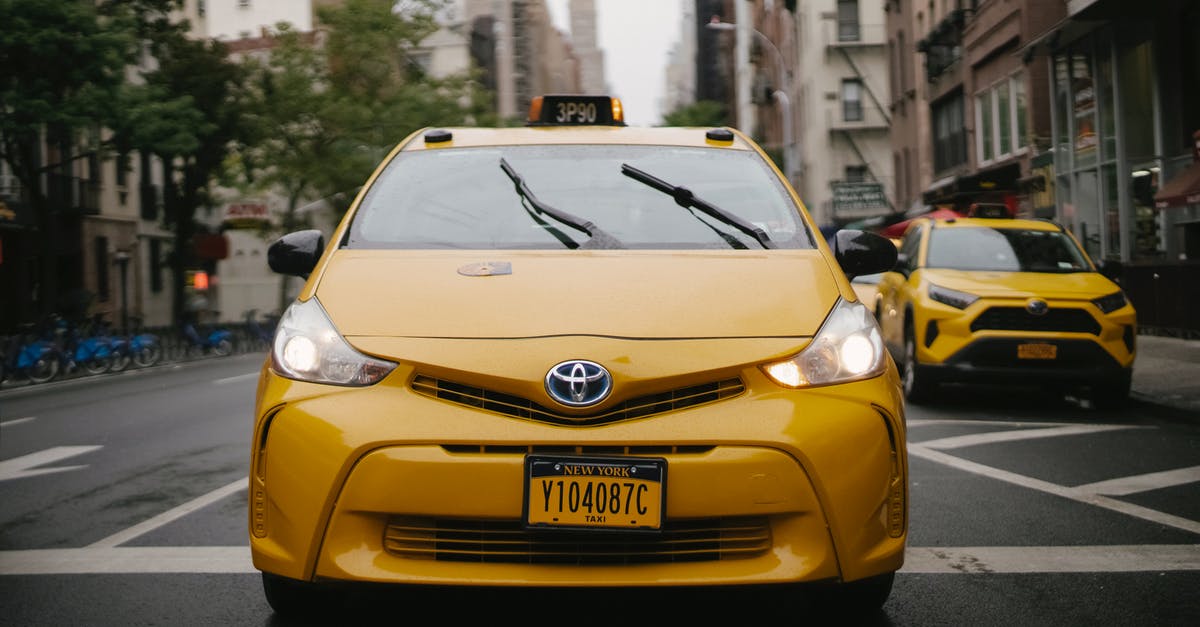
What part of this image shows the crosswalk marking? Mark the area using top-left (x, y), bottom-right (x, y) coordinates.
top-left (0, 446), bottom-right (103, 482)
top-left (916, 424), bottom-right (1143, 450)
top-left (1074, 465), bottom-right (1200, 496)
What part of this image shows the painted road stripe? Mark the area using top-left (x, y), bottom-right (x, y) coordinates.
top-left (0, 417), bottom-right (36, 428)
top-left (1074, 465), bottom-right (1200, 496)
top-left (1, 545), bottom-right (1197, 575)
top-left (909, 444), bottom-right (1200, 535)
top-left (0, 446), bottom-right (103, 482)
top-left (213, 372), bottom-right (260, 385)
top-left (88, 479), bottom-right (247, 548)
top-left (917, 424), bottom-right (1143, 450)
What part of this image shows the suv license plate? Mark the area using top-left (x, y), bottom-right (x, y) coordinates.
top-left (524, 455), bottom-right (665, 531)
top-left (1017, 343), bottom-right (1057, 359)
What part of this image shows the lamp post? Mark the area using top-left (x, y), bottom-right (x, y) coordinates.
top-left (706, 19), bottom-right (795, 185)
top-left (113, 249), bottom-right (131, 335)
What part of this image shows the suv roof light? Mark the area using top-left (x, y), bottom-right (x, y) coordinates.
top-left (527, 95), bottom-right (626, 127)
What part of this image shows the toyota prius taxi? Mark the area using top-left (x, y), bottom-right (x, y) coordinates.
top-left (251, 95), bottom-right (906, 617)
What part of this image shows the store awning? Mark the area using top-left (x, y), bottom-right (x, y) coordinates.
top-left (1154, 161), bottom-right (1200, 209)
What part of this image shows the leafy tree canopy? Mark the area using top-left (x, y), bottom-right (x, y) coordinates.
top-left (661, 100), bottom-right (730, 128)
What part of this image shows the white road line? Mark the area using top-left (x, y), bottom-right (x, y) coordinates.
top-left (1, 545), bottom-right (1197, 575)
top-left (0, 446), bottom-right (103, 482)
top-left (0, 417), bottom-right (36, 428)
top-left (908, 444), bottom-right (1200, 535)
top-left (0, 547), bottom-right (256, 575)
top-left (213, 372), bottom-right (260, 385)
top-left (901, 545), bottom-right (1200, 574)
top-left (88, 479), bottom-right (247, 548)
top-left (918, 424), bottom-right (1143, 450)
top-left (907, 419), bottom-right (1079, 428)
top-left (1074, 465), bottom-right (1200, 496)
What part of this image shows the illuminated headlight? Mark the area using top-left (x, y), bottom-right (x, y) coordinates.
top-left (1092, 291), bottom-right (1127, 314)
top-left (761, 298), bottom-right (887, 388)
top-left (928, 283), bottom-right (979, 309)
top-left (271, 297), bottom-right (396, 386)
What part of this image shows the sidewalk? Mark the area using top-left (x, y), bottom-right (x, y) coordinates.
top-left (1131, 333), bottom-right (1200, 417)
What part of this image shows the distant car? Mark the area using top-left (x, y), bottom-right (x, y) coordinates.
top-left (252, 95), bottom-right (905, 618)
top-left (875, 212), bottom-right (1136, 408)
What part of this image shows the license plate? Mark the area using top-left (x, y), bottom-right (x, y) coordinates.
top-left (524, 455), bottom-right (666, 531)
top-left (1017, 343), bottom-right (1057, 359)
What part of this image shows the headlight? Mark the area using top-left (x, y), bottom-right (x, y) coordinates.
top-left (928, 283), bottom-right (979, 309)
top-left (271, 297), bottom-right (396, 386)
top-left (1092, 291), bottom-right (1127, 314)
top-left (761, 298), bottom-right (887, 388)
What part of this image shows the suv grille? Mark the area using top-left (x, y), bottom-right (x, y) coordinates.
top-left (970, 307), bottom-right (1100, 335)
top-left (384, 516), bottom-right (771, 564)
top-left (412, 376), bottom-right (744, 426)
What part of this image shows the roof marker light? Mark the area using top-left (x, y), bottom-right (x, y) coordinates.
top-left (424, 129), bottom-right (453, 144)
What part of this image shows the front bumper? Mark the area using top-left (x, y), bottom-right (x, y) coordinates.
top-left (249, 366), bottom-right (907, 589)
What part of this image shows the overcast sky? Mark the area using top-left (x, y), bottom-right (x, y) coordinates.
top-left (545, 0), bottom-right (684, 126)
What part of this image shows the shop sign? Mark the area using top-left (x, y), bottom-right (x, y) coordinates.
top-left (832, 182), bottom-right (889, 213)
top-left (222, 201), bottom-right (270, 229)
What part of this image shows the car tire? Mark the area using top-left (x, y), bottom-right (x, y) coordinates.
top-left (261, 573), bottom-right (344, 619)
top-left (1090, 371), bottom-right (1132, 411)
top-left (809, 571), bottom-right (895, 617)
top-left (902, 325), bottom-right (934, 403)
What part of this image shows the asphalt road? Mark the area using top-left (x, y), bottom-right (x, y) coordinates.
top-left (1, 355), bottom-right (1198, 626)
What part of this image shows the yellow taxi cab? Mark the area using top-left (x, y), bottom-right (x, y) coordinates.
top-left (251, 95), bottom-right (905, 617)
top-left (875, 204), bottom-right (1136, 408)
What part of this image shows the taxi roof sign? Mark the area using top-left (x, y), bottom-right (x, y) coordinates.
top-left (527, 95), bottom-right (625, 127)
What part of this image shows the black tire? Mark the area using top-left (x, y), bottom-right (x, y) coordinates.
top-left (1090, 371), bottom-right (1132, 411)
top-left (212, 338), bottom-right (233, 357)
top-left (133, 345), bottom-right (161, 368)
top-left (27, 355), bottom-right (60, 384)
top-left (109, 351), bottom-right (131, 373)
top-left (902, 325), bottom-right (935, 403)
top-left (82, 356), bottom-right (111, 375)
top-left (261, 573), bottom-right (344, 619)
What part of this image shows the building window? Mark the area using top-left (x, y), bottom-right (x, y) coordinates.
top-left (975, 72), bottom-right (1028, 164)
top-left (96, 236), bottom-right (110, 302)
top-left (838, 0), bottom-right (860, 42)
top-left (150, 239), bottom-right (163, 293)
top-left (845, 165), bottom-right (869, 182)
top-left (842, 79), bottom-right (863, 121)
top-left (933, 92), bottom-right (966, 173)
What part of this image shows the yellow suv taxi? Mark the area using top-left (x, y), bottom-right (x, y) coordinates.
top-left (252, 95), bottom-right (905, 618)
top-left (875, 208), bottom-right (1136, 408)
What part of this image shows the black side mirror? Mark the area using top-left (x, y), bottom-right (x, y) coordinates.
top-left (268, 229), bottom-right (326, 277)
top-left (831, 229), bottom-right (898, 280)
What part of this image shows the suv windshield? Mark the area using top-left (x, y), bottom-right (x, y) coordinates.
top-left (346, 145), bottom-right (814, 250)
top-left (926, 226), bottom-right (1091, 272)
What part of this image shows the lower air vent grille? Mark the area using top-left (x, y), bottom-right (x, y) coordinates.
top-left (412, 376), bottom-right (745, 426)
top-left (384, 516), bottom-right (771, 564)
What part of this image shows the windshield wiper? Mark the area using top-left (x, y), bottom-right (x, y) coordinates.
top-left (499, 158), bottom-right (623, 249)
top-left (620, 163), bottom-right (774, 249)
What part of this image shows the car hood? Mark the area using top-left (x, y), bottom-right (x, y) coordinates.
top-left (313, 250), bottom-right (840, 339)
top-left (920, 268), bottom-right (1120, 299)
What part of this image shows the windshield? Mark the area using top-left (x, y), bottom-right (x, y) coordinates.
top-left (346, 145), bottom-right (814, 250)
top-left (926, 226), bottom-right (1092, 272)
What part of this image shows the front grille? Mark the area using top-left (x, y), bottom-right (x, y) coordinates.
top-left (970, 307), bottom-right (1101, 335)
top-left (383, 516), bottom-right (771, 564)
top-left (412, 376), bottom-right (745, 426)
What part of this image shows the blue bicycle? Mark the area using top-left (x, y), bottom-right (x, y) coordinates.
top-left (1, 325), bottom-right (61, 385)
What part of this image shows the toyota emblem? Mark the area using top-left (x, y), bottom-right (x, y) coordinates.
top-left (545, 360), bottom-right (612, 407)
top-left (1026, 299), bottom-right (1049, 316)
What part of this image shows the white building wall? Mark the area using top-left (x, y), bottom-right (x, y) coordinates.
top-left (198, 0), bottom-right (313, 40)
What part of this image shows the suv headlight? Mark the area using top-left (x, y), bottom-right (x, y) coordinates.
top-left (271, 297), bottom-right (396, 386)
top-left (1092, 291), bottom-right (1128, 314)
top-left (928, 283), bottom-right (979, 309)
top-left (762, 298), bottom-right (887, 388)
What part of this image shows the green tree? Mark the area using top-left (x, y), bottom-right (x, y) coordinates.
top-left (0, 0), bottom-right (139, 320)
top-left (112, 24), bottom-right (250, 325)
top-left (661, 100), bottom-right (730, 128)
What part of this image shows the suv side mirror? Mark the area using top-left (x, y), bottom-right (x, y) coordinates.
top-left (268, 229), bottom-right (326, 277)
top-left (831, 229), bottom-right (898, 280)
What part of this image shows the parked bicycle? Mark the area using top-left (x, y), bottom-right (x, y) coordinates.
top-left (0, 324), bottom-right (61, 385)
top-left (181, 320), bottom-right (234, 358)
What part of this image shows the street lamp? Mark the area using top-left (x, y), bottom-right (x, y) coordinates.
top-left (706, 19), bottom-right (796, 184)
top-left (112, 249), bottom-right (131, 335)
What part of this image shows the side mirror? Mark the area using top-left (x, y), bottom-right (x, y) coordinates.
top-left (831, 229), bottom-right (898, 280)
top-left (268, 229), bottom-right (326, 277)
